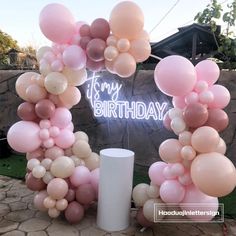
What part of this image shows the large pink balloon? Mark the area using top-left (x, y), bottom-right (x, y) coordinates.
top-left (148, 162), bottom-right (167, 186)
top-left (39, 3), bottom-right (76, 43)
top-left (70, 166), bottom-right (90, 187)
top-left (63, 45), bottom-right (87, 70)
top-left (50, 107), bottom-right (72, 129)
top-left (54, 129), bottom-right (75, 149)
top-left (181, 185), bottom-right (219, 221)
top-left (195, 60), bottom-right (220, 85)
top-left (154, 56), bottom-right (197, 97)
top-left (191, 152), bottom-right (236, 197)
top-left (208, 85), bottom-right (230, 109)
top-left (7, 121), bottom-right (41, 153)
top-left (160, 180), bottom-right (185, 203)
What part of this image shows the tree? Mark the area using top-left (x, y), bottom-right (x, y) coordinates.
top-left (0, 30), bottom-right (19, 64)
top-left (194, 0), bottom-right (236, 69)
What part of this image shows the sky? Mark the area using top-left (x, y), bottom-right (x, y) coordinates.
top-left (0, 0), bottom-right (232, 49)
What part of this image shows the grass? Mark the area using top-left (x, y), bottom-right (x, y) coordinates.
top-left (0, 153), bottom-right (236, 217)
top-left (0, 154), bottom-right (27, 179)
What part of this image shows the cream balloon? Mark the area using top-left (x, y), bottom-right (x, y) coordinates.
top-left (132, 183), bottom-right (149, 207)
top-left (44, 196), bottom-right (56, 208)
top-left (70, 155), bottom-right (82, 167)
top-left (56, 198), bottom-right (68, 211)
top-left (48, 207), bottom-right (60, 218)
top-left (215, 138), bottom-right (226, 155)
top-left (143, 198), bottom-right (165, 222)
top-left (62, 67), bottom-right (87, 86)
top-left (74, 131), bottom-right (89, 142)
top-left (42, 171), bottom-right (54, 184)
top-left (146, 185), bottom-right (160, 198)
top-left (44, 72), bottom-right (68, 95)
top-left (72, 140), bottom-right (92, 159)
top-left (117, 38), bottom-right (130, 52)
top-left (36, 46), bottom-right (52, 61)
top-left (106, 35), bottom-right (118, 47)
top-left (179, 131), bottom-right (192, 146)
top-left (84, 152), bottom-right (100, 170)
top-left (41, 158), bottom-right (52, 170)
top-left (50, 156), bottom-right (75, 178)
top-left (181, 145), bottom-right (196, 160)
top-left (104, 46), bottom-right (119, 61)
top-left (26, 84), bottom-right (47, 103)
top-left (27, 158), bottom-right (40, 171)
top-left (15, 72), bottom-right (39, 101)
top-left (59, 86), bottom-right (81, 107)
top-left (32, 165), bottom-right (46, 179)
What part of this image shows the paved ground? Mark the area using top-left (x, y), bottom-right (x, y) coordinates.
top-left (0, 175), bottom-right (235, 236)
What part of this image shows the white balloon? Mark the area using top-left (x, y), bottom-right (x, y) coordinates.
top-left (27, 159), bottom-right (40, 171)
top-left (171, 117), bottom-right (186, 134)
top-left (32, 165), bottom-right (46, 179)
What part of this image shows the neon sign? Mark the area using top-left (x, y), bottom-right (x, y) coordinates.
top-left (86, 73), bottom-right (168, 120)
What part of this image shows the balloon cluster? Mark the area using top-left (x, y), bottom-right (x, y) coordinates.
top-left (36, 2), bottom-right (150, 79)
top-left (7, 12), bottom-right (102, 223)
top-left (133, 55), bottom-right (236, 227)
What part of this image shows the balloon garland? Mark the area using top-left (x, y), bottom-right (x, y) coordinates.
top-left (133, 56), bottom-right (236, 226)
top-left (7, 1), bottom-right (236, 226)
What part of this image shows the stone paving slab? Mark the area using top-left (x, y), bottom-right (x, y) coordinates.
top-left (0, 175), bottom-right (235, 236)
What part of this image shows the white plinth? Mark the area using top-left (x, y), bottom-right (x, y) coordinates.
top-left (97, 148), bottom-right (134, 232)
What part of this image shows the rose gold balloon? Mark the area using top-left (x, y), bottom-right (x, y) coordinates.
top-left (183, 103), bottom-right (208, 128)
top-left (76, 183), bottom-right (96, 205)
top-left (205, 109), bottom-right (229, 132)
top-left (191, 126), bottom-right (220, 153)
top-left (26, 172), bottom-right (46, 191)
top-left (35, 99), bottom-right (56, 119)
top-left (159, 139), bottom-right (182, 163)
top-left (191, 152), bottom-right (236, 197)
top-left (17, 102), bottom-right (37, 121)
top-left (64, 201), bottom-right (84, 224)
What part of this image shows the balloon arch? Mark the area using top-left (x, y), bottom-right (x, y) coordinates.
top-left (7, 1), bottom-right (235, 225)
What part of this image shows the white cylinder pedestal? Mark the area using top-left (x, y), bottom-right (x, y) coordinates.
top-left (97, 148), bottom-right (134, 232)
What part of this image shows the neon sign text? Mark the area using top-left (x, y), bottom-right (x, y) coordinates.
top-left (86, 74), bottom-right (168, 121)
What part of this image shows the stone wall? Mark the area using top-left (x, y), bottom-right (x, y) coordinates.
top-left (0, 70), bottom-right (235, 170)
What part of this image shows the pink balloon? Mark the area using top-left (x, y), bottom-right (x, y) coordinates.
top-left (76, 183), bottom-right (96, 205)
top-left (7, 121), bottom-right (41, 153)
top-left (178, 172), bottom-right (192, 186)
top-left (195, 60), bottom-right (220, 86)
top-left (70, 166), bottom-right (90, 187)
top-left (90, 168), bottom-right (99, 193)
top-left (39, 3), bottom-right (76, 43)
top-left (160, 180), bottom-right (185, 203)
top-left (148, 162), bottom-right (167, 186)
top-left (63, 45), bottom-right (87, 70)
top-left (65, 189), bottom-right (76, 202)
top-left (163, 165), bottom-right (176, 180)
top-left (208, 85), bottom-right (230, 109)
top-left (170, 163), bottom-right (185, 176)
top-left (154, 55), bottom-right (197, 97)
top-left (185, 92), bottom-right (199, 105)
top-left (54, 129), bottom-right (75, 149)
top-left (181, 185), bottom-right (219, 221)
top-left (172, 96), bottom-right (186, 109)
top-left (50, 107), bottom-right (72, 129)
top-left (163, 112), bottom-right (172, 131)
top-left (34, 190), bottom-right (48, 212)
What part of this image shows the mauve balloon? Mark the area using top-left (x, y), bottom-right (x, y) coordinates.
top-left (86, 38), bottom-right (106, 62)
top-left (35, 99), bottom-right (56, 119)
top-left (64, 201), bottom-right (84, 224)
top-left (90, 18), bottom-right (110, 40)
top-left (17, 102), bottom-right (37, 121)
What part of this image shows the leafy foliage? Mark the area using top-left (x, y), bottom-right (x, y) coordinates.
top-left (195, 0), bottom-right (236, 69)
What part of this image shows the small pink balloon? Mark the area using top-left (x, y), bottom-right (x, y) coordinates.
top-left (170, 163), bottom-right (185, 176)
top-left (163, 112), bottom-right (172, 131)
top-left (148, 162), bottom-right (167, 186)
top-left (76, 183), bottom-right (96, 205)
top-left (194, 80), bottom-right (208, 93)
top-left (51, 59), bottom-right (64, 72)
top-left (7, 121), bottom-right (41, 153)
top-left (185, 92), bottom-right (199, 105)
top-left (63, 45), bottom-right (86, 70)
top-left (79, 24), bottom-right (91, 37)
top-left (54, 129), bottom-right (75, 149)
top-left (39, 129), bottom-right (50, 140)
top-left (70, 166), bottom-right (90, 187)
top-left (34, 190), bottom-right (48, 212)
top-left (172, 96), bottom-right (186, 109)
top-left (49, 126), bottom-right (60, 137)
top-left (160, 180), bottom-right (186, 203)
top-left (51, 107), bottom-right (72, 129)
top-left (195, 60), bottom-right (220, 86)
top-left (43, 138), bottom-right (55, 149)
top-left (163, 165), bottom-right (176, 180)
top-left (208, 85), bottom-right (230, 109)
top-left (39, 120), bottom-right (51, 129)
